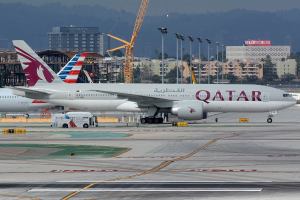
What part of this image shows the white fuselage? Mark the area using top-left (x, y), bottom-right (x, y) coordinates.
top-left (16, 83), bottom-right (296, 113)
top-left (0, 88), bottom-right (50, 112)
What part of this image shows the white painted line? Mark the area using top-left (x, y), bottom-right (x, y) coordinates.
top-left (56, 180), bottom-right (273, 183)
top-left (29, 188), bottom-right (263, 192)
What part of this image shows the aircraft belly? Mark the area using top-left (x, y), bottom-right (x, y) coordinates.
top-left (204, 101), bottom-right (296, 112)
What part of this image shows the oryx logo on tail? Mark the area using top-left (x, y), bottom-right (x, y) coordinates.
top-left (14, 46), bottom-right (54, 86)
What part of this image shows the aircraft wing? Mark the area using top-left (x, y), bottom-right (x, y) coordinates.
top-left (10, 87), bottom-right (51, 99)
top-left (91, 90), bottom-right (173, 107)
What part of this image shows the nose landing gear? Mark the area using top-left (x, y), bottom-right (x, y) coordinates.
top-left (267, 111), bottom-right (277, 124)
top-left (267, 117), bottom-right (273, 124)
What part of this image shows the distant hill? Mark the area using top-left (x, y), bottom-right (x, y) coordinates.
top-left (1, 3), bottom-right (300, 57)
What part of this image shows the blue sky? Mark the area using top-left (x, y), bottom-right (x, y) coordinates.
top-left (1, 0), bottom-right (300, 15)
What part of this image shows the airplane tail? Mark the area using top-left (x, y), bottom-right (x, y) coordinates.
top-left (13, 40), bottom-right (63, 87)
top-left (58, 52), bottom-right (88, 83)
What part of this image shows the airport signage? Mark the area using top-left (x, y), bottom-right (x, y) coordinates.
top-left (244, 40), bottom-right (272, 46)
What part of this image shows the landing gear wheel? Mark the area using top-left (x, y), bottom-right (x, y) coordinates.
top-left (140, 117), bottom-right (164, 124)
top-left (267, 118), bottom-right (273, 124)
top-left (83, 124), bottom-right (89, 128)
top-left (140, 118), bottom-right (147, 124)
top-left (62, 124), bottom-right (69, 128)
top-left (154, 118), bottom-right (160, 124)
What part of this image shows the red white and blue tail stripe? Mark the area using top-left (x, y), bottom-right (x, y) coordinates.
top-left (58, 52), bottom-right (88, 83)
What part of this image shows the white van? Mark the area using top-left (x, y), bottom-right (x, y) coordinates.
top-left (51, 112), bottom-right (98, 128)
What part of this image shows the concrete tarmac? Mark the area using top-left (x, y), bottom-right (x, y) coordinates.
top-left (0, 106), bottom-right (299, 199)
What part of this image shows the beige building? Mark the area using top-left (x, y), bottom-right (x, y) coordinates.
top-left (200, 60), bottom-right (263, 80)
top-left (275, 59), bottom-right (297, 78)
top-left (133, 58), bottom-right (188, 77)
top-left (226, 45), bottom-right (291, 62)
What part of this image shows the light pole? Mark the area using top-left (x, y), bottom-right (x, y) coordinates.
top-left (206, 39), bottom-right (212, 84)
top-left (158, 27), bottom-right (168, 84)
top-left (175, 33), bottom-right (181, 84)
top-left (188, 36), bottom-right (194, 84)
top-left (197, 38), bottom-right (202, 84)
top-left (216, 42), bottom-right (220, 84)
top-left (179, 34), bottom-right (184, 83)
top-left (221, 44), bottom-right (225, 83)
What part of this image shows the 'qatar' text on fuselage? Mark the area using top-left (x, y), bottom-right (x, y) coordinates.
top-left (195, 90), bottom-right (262, 103)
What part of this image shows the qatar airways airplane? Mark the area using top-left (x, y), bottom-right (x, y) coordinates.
top-left (0, 51), bottom-right (88, 113)
top-left (12, 40), bottom-right (296, 124)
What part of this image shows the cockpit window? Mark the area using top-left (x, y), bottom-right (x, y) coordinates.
top-left (283, 93), bottom-right (292, 97)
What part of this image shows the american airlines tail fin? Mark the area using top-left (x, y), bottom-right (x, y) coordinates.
top-left (13, 40), bottom-right (63, 87)
top-left (58, 52), bottom-right (88, 83)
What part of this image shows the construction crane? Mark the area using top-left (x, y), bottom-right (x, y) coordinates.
top-left (191, 67), bottom-right (198, 84)
top-left (107, 0), bottom-right (149, 83)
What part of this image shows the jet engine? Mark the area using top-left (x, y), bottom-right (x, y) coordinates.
top-left (171, 100), bottom-right (207, 120)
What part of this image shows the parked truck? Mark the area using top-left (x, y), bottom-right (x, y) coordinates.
top-left (51, 112), bottom-right (98, 128)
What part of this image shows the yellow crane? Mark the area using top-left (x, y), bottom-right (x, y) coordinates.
top-left (107, 0), bottom-right (149, 83)
top-left (191, 67), bottom-right (198, 84)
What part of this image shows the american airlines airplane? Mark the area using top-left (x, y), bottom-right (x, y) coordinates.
top-left (0, 51), bottom-right (88, 113)
top-left (12, 40), bottom-right (296, 124)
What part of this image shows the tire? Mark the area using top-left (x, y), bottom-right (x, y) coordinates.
top-left (62, 124), bottom-right (69, 128)
top-left (140, 118), bottom-right (147, 124)
top-left (158, 117), bottom-right (164, 124)
top-left (148, 118), bottom-right (154, 124)
top-left (154, 117), bottom-right (163, 124)
top-left (83, 124), bottom-right (89, 128)
top-left (267, 118), bottom-right (273, 124)
top-left (154, 118), bottom-right (160, 124)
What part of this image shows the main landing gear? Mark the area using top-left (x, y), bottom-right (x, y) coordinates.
top-left (140, 117), bottom-right (164, 124)
top-left (140, 107), bottom-right (165, 124)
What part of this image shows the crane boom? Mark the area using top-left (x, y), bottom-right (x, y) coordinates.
top-left (107, 0), bottom-right (149, 83)
top-left (131, 0), bottom-right (149, 44)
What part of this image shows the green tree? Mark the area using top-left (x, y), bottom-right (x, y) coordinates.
top-left (166, 68), bottom-right (181, 83)
top-left (158, 52), bottom-right (169, 59)
top-left (140, 64), bottom-right (154, 82)
top-left (263, 55), bottom-right (277, 82)
top-left (290, 52), bottom-right (300, 77)
top-left (151, 75), bottom-right (161, 83)
top-left (133, 66), bottom-right (141, 83)
top-left (245, 75), bottom-right (258, 83)
top-left (281, 74), bottom-right (296, 83)
top-left (226, 74), bottom-right (238, 83)
top-left (183, 54), bottom-right (191, 63)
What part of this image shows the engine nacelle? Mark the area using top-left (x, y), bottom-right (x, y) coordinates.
top-left (171, 100), bottom-right (207, 120)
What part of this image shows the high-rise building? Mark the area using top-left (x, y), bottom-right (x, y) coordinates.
top-left (48, 26), bottom-right (104, 54)
top-left (226, 40), bottom-right (291, 62)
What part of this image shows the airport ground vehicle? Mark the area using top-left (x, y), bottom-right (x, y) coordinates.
top-left (51, 112), bottom-right (98, 128)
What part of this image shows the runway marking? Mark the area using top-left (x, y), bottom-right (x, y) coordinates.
top-left (57, 180), bottom-right (271, 183)
top-left (31, 188), bottom-right (263, 192)
top-left (61, 132), bottom-right (240, 200)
